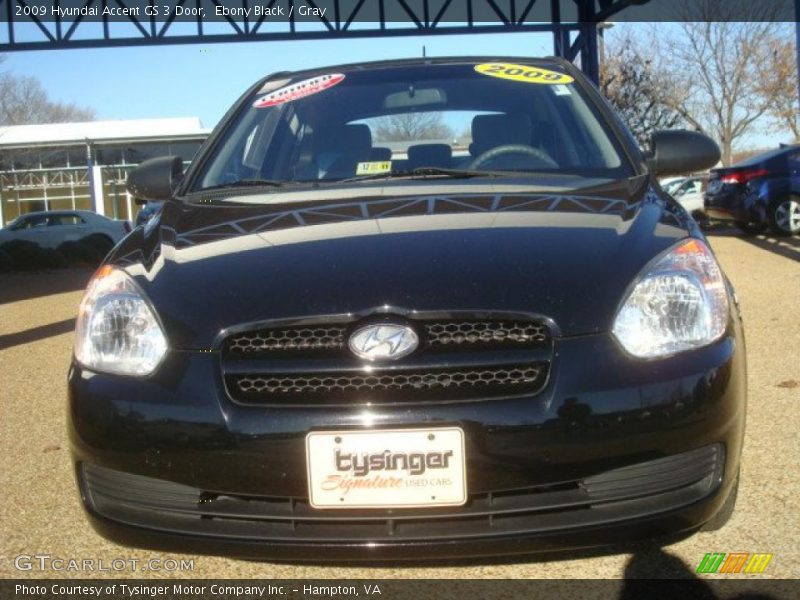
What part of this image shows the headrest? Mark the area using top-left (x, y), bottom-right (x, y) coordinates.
top-left (470, 113), bottom-right (533, 157)
top-left (319, 123), bottom-right (373, 153)
top-left (407, 144), bottom-right (453, 168)
top-left (340, 124), bottom-right (372, 153)
top-left (370, 147), bottom-right (392, 161)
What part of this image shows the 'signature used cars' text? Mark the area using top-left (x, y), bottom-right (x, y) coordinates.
top-left (69, 58), bottom-right (745, 560)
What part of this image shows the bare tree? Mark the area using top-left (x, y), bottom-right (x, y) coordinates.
top-left (600, 33), bottom-right (683, 147)
top-left (650, 5), bottom-right (785, 165)
top-left (373, 112), bottom-right (453, 142)
top-left (0, 71), bottom-right (95, 126)
top-left (754, 33), bottom-right (799, 141)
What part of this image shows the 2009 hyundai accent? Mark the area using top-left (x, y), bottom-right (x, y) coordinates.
top-left (68, 57), bottom-right (745, 560)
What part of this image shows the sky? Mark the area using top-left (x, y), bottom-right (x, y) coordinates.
top-left (5, 30), bottom-right (548, 128)
top-left (3, 23), bottom-right (792, 150)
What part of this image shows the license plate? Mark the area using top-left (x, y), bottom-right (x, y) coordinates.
top-left (306, 427), bottom-right (467, 509)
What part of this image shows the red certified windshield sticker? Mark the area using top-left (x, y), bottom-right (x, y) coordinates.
top-left (253, 73), bottom-right (345, 108)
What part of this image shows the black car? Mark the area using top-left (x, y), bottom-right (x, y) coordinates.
top-left (69, 58), bottom-right (745, 561)
top-left (705, 144), bottom-right (800, 235)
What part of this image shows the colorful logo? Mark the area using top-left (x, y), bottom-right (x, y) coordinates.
top-left (696, 552), bottom-right (773, 574)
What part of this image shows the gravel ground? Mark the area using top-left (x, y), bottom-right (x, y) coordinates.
top-left (0, 230), bottom-right (797, 580)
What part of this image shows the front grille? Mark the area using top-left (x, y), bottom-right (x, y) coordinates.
top-left (230, 364), bottom-right (546, 404)
top-left (228, 326), bottom-right (345, 354)
top-left (81, 445), bottom-right (723, 544)
top-left (221, 314), bottom-right (553, 406)
top-left (225, 319), bottom-right (550, 356)
top-left (426, 320), bottom-right (548, 346)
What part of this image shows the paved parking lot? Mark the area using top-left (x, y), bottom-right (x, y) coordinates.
top-left (1, 230), bottom-right (797, 580)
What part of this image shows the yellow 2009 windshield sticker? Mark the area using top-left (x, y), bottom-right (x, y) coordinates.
top-left (356, 161), bottom-right (392, 175)
top-left (474, 63), bottom-right (574, 85)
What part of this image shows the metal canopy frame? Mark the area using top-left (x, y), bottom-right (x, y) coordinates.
top-left (0, 0), bottom-right (649, 82)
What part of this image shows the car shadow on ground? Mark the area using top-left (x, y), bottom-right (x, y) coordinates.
top-left (705, 226), bottom-right (799, 263)
top-left (257, 531), bottom-right (700, 572)
top-left (257, 541), bottom-right (780, 596)
top-left (619, 547), bottom-right (780, 599)
top-left (0, 317), bottom-right (76, 351)
top-left (0, 267), bottom-right (92, 304)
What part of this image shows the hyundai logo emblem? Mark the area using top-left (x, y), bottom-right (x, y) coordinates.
top-left (348, 324), bottom-right (419, 361)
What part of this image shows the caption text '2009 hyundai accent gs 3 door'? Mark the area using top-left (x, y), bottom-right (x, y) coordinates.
top-left (68, 57), bottom-right (745, 561)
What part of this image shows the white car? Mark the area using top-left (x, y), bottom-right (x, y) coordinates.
top-left (660, 176), bottom-right (687, 195)
top-left (0, 210), bottom-right (131, 250)
top-left (670, 176), bottom-right (709, 222)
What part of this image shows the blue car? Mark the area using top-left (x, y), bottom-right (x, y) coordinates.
top-left (705, 144), bottom-right (800, 235)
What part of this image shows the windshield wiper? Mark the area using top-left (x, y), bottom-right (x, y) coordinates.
top-left (199, 178), bottom-right (286, 192)
top-left (335, 167), bottom-right (502, 184)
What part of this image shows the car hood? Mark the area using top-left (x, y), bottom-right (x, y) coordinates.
top-left (118, 179), bottom-right (692, 349)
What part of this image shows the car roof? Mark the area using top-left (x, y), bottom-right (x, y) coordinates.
top-left (18, 210), bottom-right (99, 219)
top-left (733, 144), bottom-right (800, 167)
top-left (259, 55), bottom-right (573, 84)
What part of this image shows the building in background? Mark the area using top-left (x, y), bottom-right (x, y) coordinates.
top-left (0, 118), bottom-right (210, 226)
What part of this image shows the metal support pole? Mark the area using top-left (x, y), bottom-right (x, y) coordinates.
top-left (552, 0), bottom-right (563, 56)
top-left (86, 142), bottom-right (97, 213)
top-left (87, 142), bottom-right (106, 216)
top-left (599, 24), bottom-right (605, 66)
top-left (580, 23), bottom-right (599, 84)
top-left (92, 165), bottom-right (105, 216)
top-left (796, 0), bottom-right (800, 126)
top-left (576, 0), bottom-right (599, 85)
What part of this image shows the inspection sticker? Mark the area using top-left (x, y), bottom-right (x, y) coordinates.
top-left (253, 73), bottom-right (345, 108)
top-left (356, 161), bottom-right (392, 175)
top-left (474, 63), bottom-right (574, 85)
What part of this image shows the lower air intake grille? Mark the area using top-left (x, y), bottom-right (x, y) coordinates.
top-left (228, 364), bottom-right (547, 405)
top-left (81, 444), bottom-right (723, 545)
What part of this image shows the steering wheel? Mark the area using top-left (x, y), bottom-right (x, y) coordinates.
top-left (468, 144), bottom-right (558, 170)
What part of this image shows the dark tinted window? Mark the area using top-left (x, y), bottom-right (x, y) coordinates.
top-left (14, 214), bottom-right (48, 229)
top-left (124, 143), bottom-right (171, 164)
top-left (47, 214), bottom-right (84, 226)
top-left (96, 145), bottom-right (124, 165)
top-left (170, 141), bottom-right (203, 161)
top-left (67, 147), bottom-right (88, 167)
top-left (40, 149), bottom-right (68, 168)
top-left (11, 150), bottom-right (40, 171)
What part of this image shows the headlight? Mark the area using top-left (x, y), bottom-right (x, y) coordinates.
top-left (612, 238), bottom-right (729, 358)
top-left (74, 265), bottom-right (168, 375)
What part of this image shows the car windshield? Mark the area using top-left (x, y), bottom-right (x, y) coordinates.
top-left (192, 61), bottom-right (632, 194)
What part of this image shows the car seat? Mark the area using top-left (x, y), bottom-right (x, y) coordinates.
top-left (407, 144), bottom-right (453, 170)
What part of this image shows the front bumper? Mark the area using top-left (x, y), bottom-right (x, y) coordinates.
top-left (68, 330), bottom-right (746, 560)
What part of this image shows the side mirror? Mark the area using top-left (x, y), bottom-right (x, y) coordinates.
top-left (126, 156), bottom-right (183, 201)
top-left (647, 130), bottom-right (720, 177)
